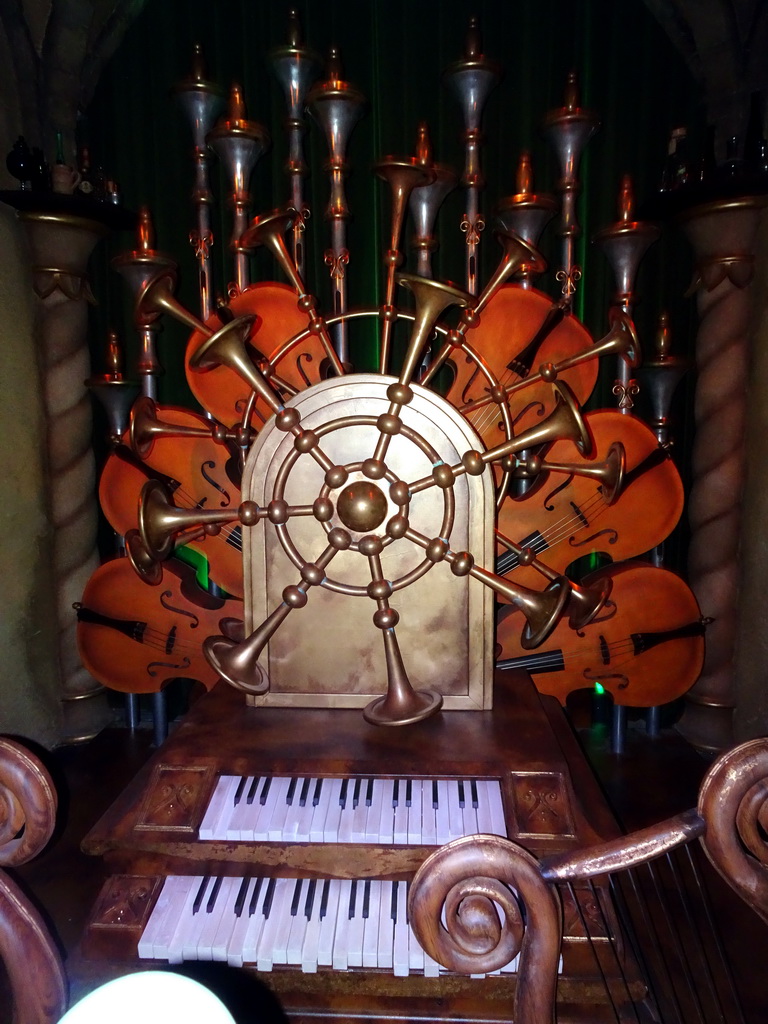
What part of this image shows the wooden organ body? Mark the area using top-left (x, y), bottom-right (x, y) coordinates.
top-left (80, 671), bottom-right (644, 1022)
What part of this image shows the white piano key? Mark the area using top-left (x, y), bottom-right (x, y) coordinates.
top-left (366, 779), bottom-right (387, 842)
top-left (198, 775), bottom-right (240, 840)
top-left (435, 779), bottom-right (451, 845)
top-left (210, 877), bottom-right (244, 961)
top-left (407, 902), bottom-right (425, 973)
top-left (376, 880), bottom-right (395, 969)
top-left (500, 951), bottom-right (520, 974)
top-left (392, 779), bottom-right (409, 844)
top-left (256, 877), bottom-right (290, 971)
top-left (299, 879), bottom-right (322, 973)
top-left (266, 778), bottom-right (294, 841)
top-left (350, 779), bottom-right (369, 843)
top-left (319, 778), bottom-right (343, 842)
top-left (251, 777), bottom-right (282, 841)
top-left (197, 876), bottom-right (238, 961)
top-left (421, 781), bottom-right (438, 846)
top-left (376, 779), bottom-right (395, 844)
top-left (285, 879), bottom-right (309, 965)
top-left (447, 780), bottom-right (465, 840)
top-left (346, 880), bottom-right (366, 967)
top-left (331, 879), bottom-right (353, 970)
top-left (461, 778), bottom-right (479, 836)
top-left (475, 779), bottom-right (494, 834)
top-left (294, 778), bottom-right (316, 842)
top-left (337, 779), bottom-right (356, 843)
top-left (182, 877), bottom-right (216, 960)
top-left (239, 879), bottom-right (269, 966)
top-left (166, 875), bottom-right (207, 965)
top-left (487, 781), bottom-right (507, 837)
top-left (226, 877), bottom-right (261, 967)
top-left (138, 876), bottom-right (178, 960)
top-left (406, 779), bottom-right (423, 845)
top-left (224, 776), bottom-right (253, 839)
top-left (361, 879), bottom-right (381, 968)
top-left (282, 779), bottom-right (308, 841)
top-left (272, 878), bottom-right (300, 965)
top-left (423, 947), bottom-right (442, 978)
top-left (392, 881), bottom-right (410, 977)
top-left (317, 878), bottom-right (341, 969)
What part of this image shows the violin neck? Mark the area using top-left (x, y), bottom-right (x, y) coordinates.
top-left (631, 620), bottom-right (706, 656)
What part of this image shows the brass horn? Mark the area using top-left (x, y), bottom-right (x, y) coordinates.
top-left (138, 479), bottom-right (259, 562)
top-left (395, 274), bottom-right (471, 387)
top-left (470, 564), bottom-right (571, 650)
top-left (189, 315), bottom-right (283, 417)
top-left (204, 605), bottom-right (287, 696)
top-left (481, 380), bottom-right (593, 466)
top-left (516, 440), bottom-right (626, 506)
top-left (239, 207), bottom-right (345, 377)
top-left (129, 396), bottom-right (213, 459)
top-left (495, 532), bottom-right (612, 630)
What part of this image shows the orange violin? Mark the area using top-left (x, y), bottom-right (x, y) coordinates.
top-left (75, 556), bottom-right (242, 694)
top-left (495, 410), bottom-right (684, 596)
top-left (496, 560), bottom-right (706, 707)
top-left (443, 285), bottom-right (598, 450)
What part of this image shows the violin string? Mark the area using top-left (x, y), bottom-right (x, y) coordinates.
top-left (496, 488), bottom-right (608, 575)
top-left (496, 633), bottom-right (646, 670)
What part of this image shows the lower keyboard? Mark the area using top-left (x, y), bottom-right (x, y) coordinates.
top-left (138, 875), bottom-right (551, 978)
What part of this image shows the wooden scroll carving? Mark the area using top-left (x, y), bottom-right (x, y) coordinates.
top-left (0, 737), bottom-right (67, 1024)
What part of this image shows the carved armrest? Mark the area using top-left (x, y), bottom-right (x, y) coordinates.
top-left (0, 737), bottom-right (67, 1024)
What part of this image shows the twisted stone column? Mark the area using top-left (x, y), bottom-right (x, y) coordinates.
top-left (677, 197), bottom-right (764, 752)
top-left (18, 208), bottom-right (112, 742)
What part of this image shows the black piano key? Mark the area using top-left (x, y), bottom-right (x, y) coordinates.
top-left (248, 877), bottom-right (264, 917)
top-left (206, 875), bottom-right (223, 913)
top-left (391, 880), bottom-right (399, 922)
top-left (458, 780), bottom-right (466, 808)
top-left (405, 779), bottom-right (412, 807)
top-left (286, 777), bottom-right (298, 805)
top-left (192, 875), bottom-right (210, 916)
top-left (339, 778), bottom-right (349, 808)
top-left (290, 879), bottom-right (303, 917)
top-left (312, 778), bottom-right (323, 806)
top-left (348, 880), bottom-right (358, 919)
top-left (299, 777), bottom-right (311, 808)
top-left (262, 877), bottom-right (277, 918)
top-left (365, 778), bottom-right (374, 806)
top-left (432, 779), bottom-right (439, 809)
top-left (234, 876), bottom-right (250, 918)
top-left (362, 879), bottom-right (371, 919)
top-left (352, 778), bottom-right (362, 809)
top-left (259, 777), bottom-right (272, 805)
top-left (233, 776), bottom-right (247, 806)
top-left (319, 879), bottom-right (331, 920)
top-left (246, 776), bottom-right (260, 805)
top-left (471, 779), bottom-right (479, 809)
top-left (304, 879), bottom-right (317, 919)
top-left (393, 779), bottom-right (400, 807)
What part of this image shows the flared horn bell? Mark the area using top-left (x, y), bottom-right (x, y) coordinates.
top-left (239, 207), bottom-right (301, 287)
top-left (189, 316), bottom-right (282, 417)
top-left (135, 270), bottom-right (204, 333)
top-left (482, 380), bottom-right (593, 466)
top-left (396, 274), bottom-right (472, 385)
top-left (565, 575), bottom-right (613, 630)
top-left (204, 603), bottom-right (293, 695)
top-left (138, 479), bottom-right (240, 562)
top-left (124, 529), bottom-right (163, 586)
top-left (533, 440), bottom-right (626, 506)
top-left (129, 396), bottom-right (212, 459)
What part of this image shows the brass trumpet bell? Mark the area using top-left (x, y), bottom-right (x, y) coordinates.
top-left (189, 315), bottom-right (281, 417)
top-left (533, 440), bottom-right (626, 506)
top-left (138, 479), bottom-right (239, 562)
top-left (566, 574), bottom-right (613, 630)
top-left (239, 207), bottom-right (299, 277)
top-left (363, 625), bottom-right (443, 727)
top-left (124, 529), bottom-right (162, 586)
top-left (129, 396), bottom-right (212, 459)
top-left (204, 634), bottom-right (271, 695)
top-left (482, 380), bottom-right (593, 466)
top-left (517, 577), bottom-right (571, 650)
top-left (396, 274), bottom-right (471, 385)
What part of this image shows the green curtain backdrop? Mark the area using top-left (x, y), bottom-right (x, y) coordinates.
top-left (87, 0), bottom-right (700, 380)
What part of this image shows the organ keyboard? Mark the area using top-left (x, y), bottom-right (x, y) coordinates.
top-left (80, 672), bottom-right (641, 1022)
top-left (198, 775), bottom-right (507, 844)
